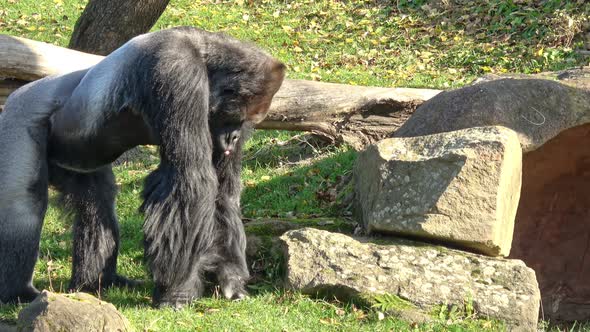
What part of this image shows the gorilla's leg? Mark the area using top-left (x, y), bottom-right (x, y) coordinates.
top-left (0, 84), bottom-right (54, 303)
top-left (0, 195), bottom-right (47, 303)
top-left (49, 165), bottom-right (134, 292)
top-left (213, 142), bottom-right (249, 300)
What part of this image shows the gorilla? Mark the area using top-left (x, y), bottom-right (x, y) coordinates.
top-left (0, 26), bottom-right (285, 307)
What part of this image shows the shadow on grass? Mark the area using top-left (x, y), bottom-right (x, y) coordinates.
top-left (242, 148), bottom-right (357, 219)
top-left (243, 131), bottom-right (337, 169)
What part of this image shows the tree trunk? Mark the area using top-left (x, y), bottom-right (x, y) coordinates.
top-left (69, 0), bottom-right (170, 55)
top-left (1, 34), bottom-right (441, 147)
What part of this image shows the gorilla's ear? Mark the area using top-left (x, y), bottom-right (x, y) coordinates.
top-left (267, 61), bottom-right (286, 94)
top-left (245, 60), bottom-right (286, 124)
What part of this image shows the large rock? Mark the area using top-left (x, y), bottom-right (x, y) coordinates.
top-left (394, 78), bottom-right (590, 152)
top-left (355, 126), bottom-right (522, 256)
top-left (281, 228), bottom-right (540, 331)
top-left (17, 291), bottom-right (131, 332)
top-left (393, 78), bottom-right (590, 321)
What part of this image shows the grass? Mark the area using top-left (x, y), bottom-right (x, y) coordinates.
top-left (1, 0), bottom-right (588, 89)
top-left (1, 0), bottom-right (589, 331)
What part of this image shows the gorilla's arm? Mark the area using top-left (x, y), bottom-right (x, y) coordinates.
top-left (133, 36), bottom-right (219, 305)
top-left (212, 126), bottom-right (251, 299)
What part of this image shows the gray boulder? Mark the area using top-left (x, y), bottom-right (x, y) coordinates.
top-left (355, 126), bottom-right (522, 256)
top-left (281, 228), bottom-right (540, 331)
top-left (17, 291), bottom-right (131, 332)
top-left (394, 78), bottom-right (590, 152)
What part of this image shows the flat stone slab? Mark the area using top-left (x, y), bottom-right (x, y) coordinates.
top-left (355, 126), bottom-right (522, 256)
top-left (281, 228), bottom-right (540, 331)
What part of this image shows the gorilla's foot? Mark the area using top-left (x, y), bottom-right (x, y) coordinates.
top-left (220, 276), bottom-right (248, 300)
top-left (154, 293), bottom-right (198, 309)
top-left (217, 264), bottom-right (249, 300)
top-left (153, 284), bottom-right (203, 309)
top-left (2, 285), bottom-right (40, 304)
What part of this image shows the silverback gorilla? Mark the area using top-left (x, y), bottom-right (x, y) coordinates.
top-left (0, 27), bottom-right (285, 307)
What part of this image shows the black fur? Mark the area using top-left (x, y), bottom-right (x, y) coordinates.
top-left (212, 124), bottom-right (254, 300)
top-left (0, 27), bottom-right (285, 306)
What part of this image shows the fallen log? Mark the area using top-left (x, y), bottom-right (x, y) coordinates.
top-left (0, 79), bottom-right (26, 107)
top-left (0, 34), bottom-right (440, 148)
top-left (0, 35), bottom-right (104, 80)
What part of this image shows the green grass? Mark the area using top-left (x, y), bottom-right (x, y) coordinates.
top-left (1, 0), bottom-right (589, 330)
top-left (242, 133), bottom-right (357, 218)
top-left (1, 0), bottom-right (588, 88)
